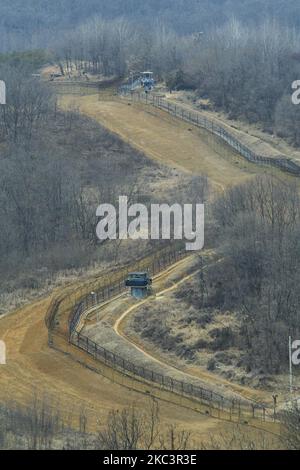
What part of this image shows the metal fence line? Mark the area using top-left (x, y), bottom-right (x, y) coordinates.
top-left (52, 79), bottom-right (300, 175)
top-left (119, 89), bottom-right (300, 177)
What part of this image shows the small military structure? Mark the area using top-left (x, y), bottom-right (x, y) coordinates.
top-left (119, 71), bottom-right (155, 94)
top-left (125, 272), bottom-right (152, 299)
top-left (140, 71), bottom-right (155, 92)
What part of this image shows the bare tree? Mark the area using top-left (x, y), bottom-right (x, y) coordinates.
top-left (96, 399), bottom-right (192, 450)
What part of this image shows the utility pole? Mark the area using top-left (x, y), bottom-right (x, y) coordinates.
top-left (289, 336), bottom-right (293, 394)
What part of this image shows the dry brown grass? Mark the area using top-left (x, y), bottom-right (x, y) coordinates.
top-left (60, 93), bottom-right (277, 192)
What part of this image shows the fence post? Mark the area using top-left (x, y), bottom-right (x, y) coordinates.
top-left (232, 399), bottom-right (235, 416)
top-left (209, 396), bottom-right (212, 416)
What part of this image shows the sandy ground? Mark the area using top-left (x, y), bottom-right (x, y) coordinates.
top-left (60, 93), bottom-right (287, 192)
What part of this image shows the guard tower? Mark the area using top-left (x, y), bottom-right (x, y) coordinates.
top-left (125, 272), bottom-right (152, 299)
top-left (140, 72), bottom-right (155, 93)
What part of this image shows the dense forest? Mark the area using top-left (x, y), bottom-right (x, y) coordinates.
top-left (54, 16), bottom-right (300, 145)
top-left (0, 55), bottom-right (166, 310)
top-left (1, 0), bottom-right (300, 144)
top-left (2, 0), bottom-right (300, 52)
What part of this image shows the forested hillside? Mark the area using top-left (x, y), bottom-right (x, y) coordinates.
top-left (2, 0), bottom-right (300, 52)
top-left (0, 55), bottom-right (170, 312)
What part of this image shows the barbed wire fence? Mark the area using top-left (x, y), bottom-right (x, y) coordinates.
top-left (119, 88), bottom-right (300, 177)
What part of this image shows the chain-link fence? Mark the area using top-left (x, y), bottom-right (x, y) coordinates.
top-left (71, 328), bottom-right (275, 424)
